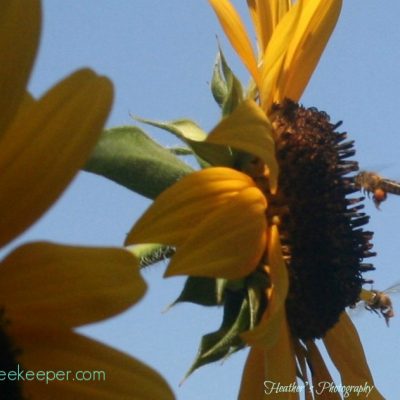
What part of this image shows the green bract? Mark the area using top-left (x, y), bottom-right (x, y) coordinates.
top-left (211, 48), bottom-right (244, 116)
top-left (84, 126), bottom-right (193, 199)
top-left (135, 116), bottom-right (233, 167)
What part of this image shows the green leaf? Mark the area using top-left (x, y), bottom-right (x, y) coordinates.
top-left (247, 285), bottom-right (264, 330)
top-left (202, 297), bottom-right (249, 358)
top-left (183, 290), bottom-right (249, 379)
top-left (135, 117), bottom-right (234, 167)
top-left (84, 126), bottom-right (193, 199)
top-left (246, 269), bottom-right (270, 329)
top-left (135, 117), bottom-right (207, 141)
top-left (171, 277), bottom-right (226, 307)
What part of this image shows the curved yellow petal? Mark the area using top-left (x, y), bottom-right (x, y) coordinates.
top-left (279, 0), bottom-right (342, 102)
top-left (242, 225), bottom-right (289, 346)
top-left (241, 319), bottom-right (298, 399)
top-left (247, 0), bottom-right (291, 55)
top-left (260, 0), bottom-right (303, 111)
top-left (0, 242), bottom-right (145, 328)
top-left (305, 340), bottom-right (342, 400)
top-left (207, 99), bottom-right (278, 193)
top-left (238, 347), bottom-right (265, 400)
top-left (0, 0), bottom-right (40, 136)
top-left (208, 0), bottom-right (260, 87)
top-left (12, 328), bottom-right (175, 400)
top-left (165, 187), bottom-right (267, 279)
top-left (323, 312), bottom-right (384, 400)
top-left (0, 69), bottom-right (113, 247)
top-left (125, 167), bottom-right (255, 247)
top-left (264, 317), bottom-right (298, 400)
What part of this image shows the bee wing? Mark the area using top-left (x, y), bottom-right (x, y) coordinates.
top-left (384, 282), bottom-right (400, 295)
top-left (380, 179), bottom-right (400, 195)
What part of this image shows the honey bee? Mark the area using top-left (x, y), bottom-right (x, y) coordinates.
top-left (350, 283), bottom-right (399, 326)
top-left (364, 289), bottom-right (395, 326)
top-left (354, 171), bottom-right (400, 209)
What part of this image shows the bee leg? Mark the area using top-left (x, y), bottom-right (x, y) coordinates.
top-left (373, 188), bottom-right (387, 209)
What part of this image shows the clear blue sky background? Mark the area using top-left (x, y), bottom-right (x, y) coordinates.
top-left (14, 1), bottom-right (400, 398)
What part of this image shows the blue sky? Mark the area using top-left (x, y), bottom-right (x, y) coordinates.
top-left (18, 1), bottom-right (400, 399)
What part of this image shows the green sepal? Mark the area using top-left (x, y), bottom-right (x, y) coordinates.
top-left (135, 117), bottom-right (233, 167)
top-left (211, 48), bottom-right (244, 116)
top-left (126, 244), bottom-right (175, 269)
top-left (183, 290), bottom-right (249, 379)
top-left (170, 277), bottom-right (227, 307)
top-left (167, 146), bottom-right (193, 156)
top-left (84, 126), bottom-right (193, 199)
top-left (246, 270), bottom-right (270, 329)
top-left (211, 52), bottom-right (228, 107)
top-left (247, 285), bottom-right (264, 330)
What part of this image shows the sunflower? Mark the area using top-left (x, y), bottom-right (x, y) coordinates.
top-left (0, 1), bottom-right (174, 399)
top-left (126, 0), bottom-right (385, 399)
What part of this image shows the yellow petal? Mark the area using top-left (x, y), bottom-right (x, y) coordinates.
top-left (165, 187), bottom-right (267, 279)
top-left (242, 225), bottom-right (289, 346)
top-left (239, 319), bottom-right (299, 400)
top-left (208, 0), bottom-right (260, 87)
top-left (238, 347), bottom-right (266, 400)
top-left (305, 340), bottom-right (341, 400)
top-left (0, 242), bottom-right (145, 328)
top-left (279, 0), bottom-right (342, 102)
top-left (207, 99), bottom-right (279, 193)
top-left (0, 0), bottom-right (40, 136)
top-left (125, 167), bottom-right (255, 247)
top-left (323, 312), bottom-right (384, 400)
top-left (260, 0), bottom-right (303, 110)
top-left (0, 69), bottom-right (113, 247)
top-left (247, 0), bottom-right (291, 55)
top-left (12, 328), bottom-right (175, 400)
top-left (264, 317), bottom-right (299, 400)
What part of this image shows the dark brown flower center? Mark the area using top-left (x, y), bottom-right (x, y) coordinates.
top-left (271, 99), bottom-right (375, 340)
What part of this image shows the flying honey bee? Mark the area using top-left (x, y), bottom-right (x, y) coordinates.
top-left (350, 283), bottom-right (399, 326)
top-left (354, 171), bottom-right (400, 208)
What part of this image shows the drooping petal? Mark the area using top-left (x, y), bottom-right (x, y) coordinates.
top-left (208, 0), bottom-right (260, 87)
top-left (278, 0), bottom-right (342, 102)
top-left (0, 0), bottom-right (40, 136)
top-left (248, 317), bottom-right (298, 400)
top-left (238, 347), bottom-right (265, 400)
top-left (260, 0), bottom-right (303, 111)
top-left (12, 328), bottom-right (175, 400)
top-left (0, 242), bottom-right (145, 328)
top-left (165, 187), bottom-right (267, 279)
top-left (242, 225), bottom-right (289, 346)
top-left (0, 69), bottom-right (113, 247)
top-left (265, 317), bottom-right (298, 400)
top-left (207, 99), bottom-right (278, 193)
top-left (125, 167), bottom-right (256, 247)
top-left (323, 312), bottom-right (384, 400)
top-left (305, 340), bottom-right (341, 400)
